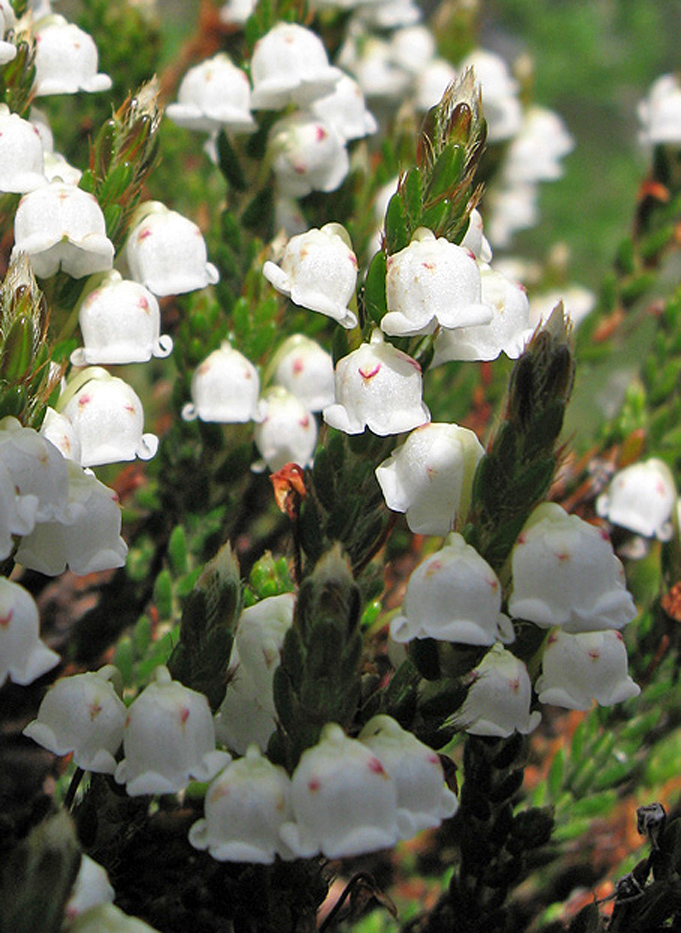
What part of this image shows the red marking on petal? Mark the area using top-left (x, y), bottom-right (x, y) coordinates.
top-left (315, 126), bottom-right (327, 142)
top-left (293, 358), bottom-right (304, 374)
top-left (368, 756), bottom-right (386, 775)
top-left (308, 778), bottom-right (321, 792)
top-left (89, 701), bottom-right (102, 721)
top-left (0, 609), bottom-right (13, 628)
top-left (138, 228), bottom-right (152, 240)
top-left (299, 415), bottom-right (310, 428)
top-left (78, 394), bottom-right (91, 406)
top-left (358, 363), bottom-right (381, 381)
top-left (180, 707), bottom-right (190, 724)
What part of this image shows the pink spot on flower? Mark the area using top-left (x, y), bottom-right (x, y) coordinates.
top-left (421, 260), bottom-right (436, 270)
top-left (315, 126), bottom-right (327, 142)
top-left (555, 551), bottom-right (570, 562)
top-left (138, 297), bottom-right (150, 312)
top-left (517, 533), bottom-right (526, 545)
top-left (600, 529), bottom-right (610, 542)
top-left (180, 707), bottom-right (190, 725)
top-left (293, 358), bottom-right (304, 375)
top-left (138, 228), bottom-right (152, 240)
top-left (358, 364), bottom-right (381, 381)
top-left (588, 650), bottom-right (600, 661)
top-left (509, 677), bottom-right (520, 693)
top-left (368, 756), bottom-right (386, 776)
top-left (88, 701), bottom-right (102, 721)
top-left (299, 415), bottom-right (310, 428)
top-left (308, 778), bottom-right (321, 792)
top-left (547, 632), bottom-right (558, 646)
top-left (0, 609), bottom-right (13, 628)
top-left (124, 404), bottom-right (136, 414)
top-left (293, 163), bottom-right (307, 175)
top-left (78, 394), bottom-right (91, 407)
top-left (427, 753), bottom-right (440, 766)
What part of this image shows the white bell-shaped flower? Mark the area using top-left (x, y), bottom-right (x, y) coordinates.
top-left (125, 201), bottom-right (219, 297)
top-left (487, 183), bottom-right (539, 249)
top-left (414, 58), bottom-right (458, 112)
top-left (115, 666), bottom-right (231, 796)
top-left (460, 208), bottom-right (493, 264)
top-left (268, 112), bottom-right (349, 198)
top-left (268, 335), bottom-right (335, 412)
top-left (0, 105), bottom-right (47, 193)
top-left (0, 577), bottom-right (60, 687)
top-left (0, 460), bottom-right (38, 559)
top-left (15, 458), bottom-right (128, 576)
top-left (391, 533), bottom-right (514, 645)
top-left (502, 106), bottom-right (574, 184)
top-left (0, 0), bottom-right (16, 65)
top-left (355, 0), bottom-right (421, 29)
top-left (389, 26), bottom-right (435, 78)
top-left (536, 629), bottom-right (640, 710)
top-left (39, 408), bottom-right (82, 462)
top-left (23, 665), bottom-right (126, 773)
top-left (43, 150), bottom-right (83, 185)
top-left (528, 286), bottom-right (595, 330)
top-left (219, 0), bottom-right (256, 25)
top-left (263, 223), bottom-right (358, 329)
top-left (638, 74), bottom-right (681, 147)
top-left (253, 387), bottom-right (318, 472)
top-left (214, 643), bottom-right (278, 755)
top-left (457, 49), bottom-right (521, 143)
top-left (433, 266), bottom-right (532, 363)
top-left (359, 715), bottom-right (458, 837)
top-left (323, 329), bottom-right (430, 436)
top-left (182, 342), bottom-right (261, 424)
top-left (13, 181), bottom-right (114, 279)
top-left (309, 74), bottom-right (377, 142)
top-left (338, 32), bottom-right (411, 101)
top-left (280, 723), bottom-right (402, 858)
top-left (71, 271), bottom-right (172, 366)
top-left (166, 54), bottom-right (256, 134)
top-left (375, 422), bottom-right (484, 535)
top-left (234, 593), bottom-right (295, 702)
top-left (60, 370), bottom-right (158, 467)
top-left (383, 228), bottom-right (492, 337)
top-left (250, 22), bottom-right (342, 110)
top-left (65, 855), bottom-right (115, 922)
top-left (33, 15), bottom-right (112, 96)
top-left (189, 746), bottom-right (293, 863)
top-left (596, 458), bottom-right (676, 542)
top-left (456, 644), bottom-right (541, 738)
top-left (508, 503), bottom-right (638, 633)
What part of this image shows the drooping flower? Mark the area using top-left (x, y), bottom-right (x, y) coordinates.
top-left (214, 643), bottom-right (279, 755)
top-left (456, 644), bottom-right (541, 738)
top-left (382, 228), bottom-right (492, 337)
top-left (268, 112), bottom-right (349, 198)
top-left (115, 666), bottom-right (231, 796)
top-left (65, 855), bottom-right (115, 922)
top-left (23, 666), bottom-right (126, 773)
top-left (536, 629), bottom-right (640, 710)
top-left (13, 181), bottom-right (114, 279)
top-left (375, 423), bottom-right (484, 535)
top-left (181, 343), bottom-right (261, 424)
top-left (390, 533), bottom-right (514, 645)
top-left (253, 387), bottom-right (318, 473)
top-left (501, 106), bottom-right (574, 184)
top-left (323, 329), bottom-right (430, 436)
top-left (359, 715), bottom-right (458, 836)
top-left (0, 104), bottom-right (47, 193)
top-left (508, 503), bottom-right (638, 633)
top-left (33, 16), bottom-right (112, 96)
top-left (268, 335), bottom-right (335, 412)
top-left (0, 577), bottom-right (60, 687)
top-left (263, 223), bottom-right (358, 328)
top-left (596, 458), bottom-right (676, 541)
top-left (308, 74), bottom-right (377, 142)
top-left (638, 73), bottom-right (681, 147)
top-left (338, 31), bottom-right (411, 102)
top-left (166, 54), bottom-right (256, 134)
top-left (189, 746), bottom-right (293, 863)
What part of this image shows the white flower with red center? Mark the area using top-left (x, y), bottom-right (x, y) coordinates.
top-left (323, 329), bottom-right (430, 436)
top-left (263, 223), bottom-right (358, 329)
top-left (375, 422), bottom-right (484, 535)
top-left (382, 228), bottom-right (493, 337)
top-left (253, 387), bottom-right (318, 473)
top-left (456, 643), bottom-right (541, 738)
top-left (508, 503), bottom-right (638, 633)
top-left (189, 746), bottom-right (293, 863)
top-left (638, 74), bottom-right (681, 147)
top-left (33, 15), bottom-right (112, 96)
top-left (359, 715), bottom-right (458, 837)
top-left (596, 458), bottom-right (677, 541)
top-left (0, 105), bottom-right (47, 193)
top-left (391, 533), bottom-right (514, 645)
top-left (268, 335), bottom-right (335, 412)
top-left (166, 54), bottom-right (256, 134)
top-left (182, 342), bottom-right (262, 424)
top-left (279, 723), bottom-right (402, 858)
top-left (13, 181), bottom-right (114, 279)
top-left (250, 22), bottom-right (342, 111)
top-left (125, 201), bottom-right (219, 297)
top-left (71, 270), bottom-right (173, 366)
top-left (0, 577), bottom-right (60, 687)
top-left (23, 665), bottom-right (127, 773)
top-left (536, 629), bottom-right (640, 710)
top-left (114, 666), bottom-right (231, 796)
top-left (268, 112), bottom-right (349, 198)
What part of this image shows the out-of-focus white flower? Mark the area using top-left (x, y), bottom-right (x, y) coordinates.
top-left (250, 22), bottom-right (342, 110)
top-left (268, 112), bottom-right (349, 198)
top-left (456, 643), bottom-right (541, 738)
top-left (253, 387), bottom-right (318, 473)
top-left (528, 286), bottom-right (595, 331)
top-left (15, 458), bottom-right (128, 575)
top-left (389, 26), bottom-right (435, 77)
top-left (23, 666), bottom-right (126, 773)
top-left (375, 422), bottom-right (483, 535)
top-left (433, 265), bottom-right (532, 363)
top-left (189, 746), bottom-right (293, 863)
top-left (0, 577), bottom-right (60, 687)
top-left (0, 1), bottom-right (16, 65)
top-left (280, 722), bottom-right (402, 858)
top-left (486, 183), bottom-right (538, 249)
top-left (390, 533), bottom-right (514, 645)
top-left (309, 74), bottom-right (377, 142)
top-left (536, 629), bottom-right (640, 710)
top-left (71, 271), bottom-right (172, 366)
top-left (263, 223), bottom-right (358, 328)
top-left (414, 58), bottom-right (457, 112)
top-left (33, 16), bottom-right (112, 96)
top-left (125, 201), bottom-right (219, 297)
top-left (166, 54), bottom-right (256, 134)
top-left (182, 342), bottom-right (261, 424)
top-left (323, 329), bottom-right (430, 436)
top-left (268, 335), bottom-right (335, 412)
top-left (0, 105), bottom-right (47, 193)
top-left (638, 74), bottom-right (681, 147)
top-left (458, 49), bottom-right (521, 143)
top-left (65, 855), bottom-right (115, 921)
top-left (115, 666), bottom-right (231, 796)
top-left (219, 0), bottom-right (256, 25)
top-left (356, 0), bottom-right (421, 29)
top-left (43, 150), bottom-right (83, 185)
top-left (68, 903), bottom-right (161, 933)
top-left (596, 458), bottom-right (676, 541)
top-left (508, 503), bottom-right (638, 633)
top-left (234, 593), bottom-right (295, 703)
top-left (502, 106), bottom-right (573, 184)
top-left (338, 33), bottom-right (411, 101)
top-left (273, 195), bottom-right (307, 237)
top-left (460, 208), bottom-right (493, 264)
top-left (59, 370), bottom-right (158, 467)
top-left (359, 715), bottom-right (458, 836)
top-left (13, 181), bottom-right (114, 279)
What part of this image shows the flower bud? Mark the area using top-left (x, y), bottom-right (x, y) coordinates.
top-left (596, 458), bottom-right (676, 541)
top-left (456, 644), bottom-right (541, 738)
